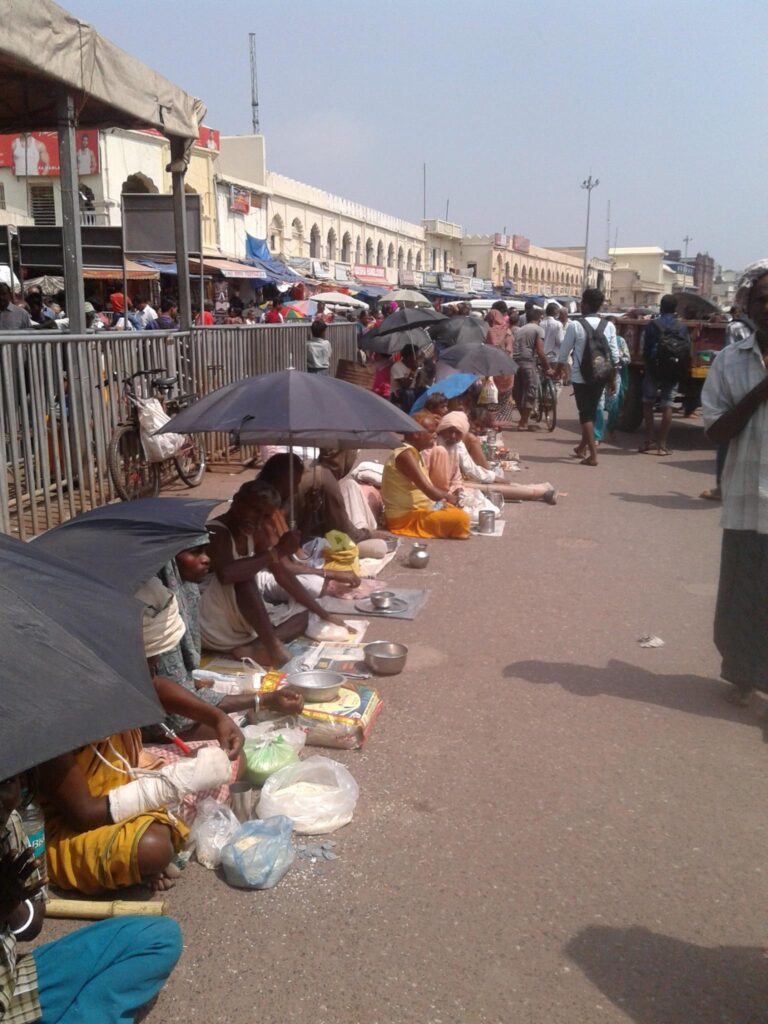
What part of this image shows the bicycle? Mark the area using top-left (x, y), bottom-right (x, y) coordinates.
top-left (531, 373), bottom-right (558, 432)
top-left (107, 369), bottom-right (206, 501)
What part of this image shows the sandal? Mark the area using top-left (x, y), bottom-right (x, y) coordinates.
top-left (579, 457), bottom-right (598, 467)
top-left (700, 487), bottom-right (722, 501)
top-left (656, 446), bottom-right (673, 456)
top-left (638, 442), bottom-right (657, 454)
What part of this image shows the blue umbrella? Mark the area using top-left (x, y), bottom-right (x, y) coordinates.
top-left (410, 373), bottom-right (480, 413)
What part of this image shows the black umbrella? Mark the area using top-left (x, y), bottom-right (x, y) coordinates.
top-left (0, 533), bottom-right (162, 779)
top-left (375, 307), bottom-right (445, 335)
top-left (157, 369), bottom-right (422, 522)
top-left (439, 342), bottom-right (518, 376)
top-left (359, 326), bottom-right (432, 356)
top-left (32, 496), bottom-right (221, 594)
top-left (428, 316), bottom-right (488, 348)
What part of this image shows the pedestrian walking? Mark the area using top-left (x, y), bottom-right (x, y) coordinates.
top-left (700, 260), bottom-right (768, 705)
top-left (513, 308), bottom-right (551, 431)
top-left (555, 288), bottom-right (619, 466)
top-left (638, 294), bottom-right (691, 455)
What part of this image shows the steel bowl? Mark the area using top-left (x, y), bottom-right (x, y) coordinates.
top-left (371, 590), bottom-right (396, 609)
top-left (363, 641), bottom-right (409, 676)
top-left (284, 670), bottom-right (345, 702)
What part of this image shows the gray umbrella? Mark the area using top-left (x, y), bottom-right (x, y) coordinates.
top-left (359, 326), bottom-right (432, 356)
top-left (0, 533), bottom-right (162, 779)
top-left (375, 307), bottom-right (445, 335)
top-left (32, 496), bottom-right (221, 594)
top-left (428, 316), bottom-right (488, 348)
top-left (439, 342), bottom-right (518, 375)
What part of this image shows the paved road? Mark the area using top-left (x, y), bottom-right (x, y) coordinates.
top-left (48, 397), bottom-right (768, 1023)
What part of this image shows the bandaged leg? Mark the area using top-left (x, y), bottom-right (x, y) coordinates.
top-left (109, 746), bottom-right (230, 823)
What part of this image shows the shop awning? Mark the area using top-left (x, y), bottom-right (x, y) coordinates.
top-left (135, 259), bottom-right (206, 279)
top-left (82, 260), bottom-right (159, 281)
top-left (352, 284), bottom-right (389, 298)
top-left (195, 258), bottom-right (270, 280)
top-left (355, 273), bottom-right (390, 288)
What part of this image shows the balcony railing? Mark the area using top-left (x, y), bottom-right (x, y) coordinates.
top-left (79, 211), bottom-right (109, 227)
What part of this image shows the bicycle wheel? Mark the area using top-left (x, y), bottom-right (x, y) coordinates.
top-left (108, 424), bottom-right (160, 501)
top-left (542, 380), bottom-right (558, 432)
top-left (174, 433), bottom-right (206, 487)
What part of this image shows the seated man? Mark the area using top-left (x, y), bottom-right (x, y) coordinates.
top-left (142, 543), bottom-right (304, 744)
top-left (381, 414), bottom-right (471, 539)
top-left (1, 774), bottom-right (183, 1021)
top-left (200, 481), bottom-right (346, 667)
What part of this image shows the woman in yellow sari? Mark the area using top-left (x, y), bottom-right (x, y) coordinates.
top-left (382, 414), bottom-right (471, 539)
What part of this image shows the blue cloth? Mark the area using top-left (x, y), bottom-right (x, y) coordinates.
top-left (642, 313), bottom-right (690, 362)
top-left (245, 235), bottom-right (271, 261)
top-left (34, 917), bottom-right (182, 1023)
top-left (410, 373), bottom-right (479, 413)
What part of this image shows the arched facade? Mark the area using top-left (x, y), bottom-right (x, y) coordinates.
top-left (269, 214), bottom-right (284, 254)
top-left (291, 217), bottom-right (304, 256)
top-left (309, 223), bottom-right (321, 258)
top-left (376, 240), bottom-right (385, 267)
top-left (365, 237), bottom-right (374, 264)
top-left (121, 172), bottom-right (158, 194)
top-left (397, 245), bottom-right (404, 270)
top-left (354, 235), bottom-right (362, 264)
top-left (415, 250), bottom-right (422, 270)
top-left (341, 231), bottom-right (352, 263)
top-left (327, 226), bottom-right (337, 260)
top-left (387, 242), bottom-right (395, 268)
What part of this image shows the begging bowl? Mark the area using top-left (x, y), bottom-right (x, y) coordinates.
top-left (371, 590), bottom-right (396, 609)
top-left (363, 641), bottom-right (408, 676)
top-left (285, 670), bottom-right (345, 703)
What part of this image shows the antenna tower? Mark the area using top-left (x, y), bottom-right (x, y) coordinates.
top-left (249, 33), bottom-right (260, 134)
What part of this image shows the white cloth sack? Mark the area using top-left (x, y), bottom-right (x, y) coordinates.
top-left (135, 396), bottom-right (186, 462)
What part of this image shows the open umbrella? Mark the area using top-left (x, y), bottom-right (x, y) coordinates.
top-left (428, 315), bottom-right (488, 348)
top-left (312, 291), bottom-right (369, 308)
top-left (359, 326), bottom-right (432, 356)
top-left (282, 300), bottom-right (317, 320)
top-left (378, 289), bottom-right (431, 308)
top-left (0, 533), bottom-right (162, 779)
top-left (439, 342), bottom-right (517, 376)
top-left (409, 373), bottom-right (480, 414)
top-left (32, 496), bottom-right (220, 595)
top-left (376, 307), bottom-right (445, 335)
top-left (158, 369), bottom-right (422, 522)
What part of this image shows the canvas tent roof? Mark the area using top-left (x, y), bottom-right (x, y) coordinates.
top-left (0, 0), bottom-right (205, 138)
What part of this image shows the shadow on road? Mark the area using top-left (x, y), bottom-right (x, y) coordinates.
top-left (566, 925), bottom-right (768, 1024)
top-left (503, 658), bottom-right (757, 726)
top-left (611, 491), bottom-right (714, 510)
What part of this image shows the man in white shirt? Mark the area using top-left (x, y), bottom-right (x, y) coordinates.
top-left (76, 134), bottom-right (97, 176)
top-left (700, 260), bottom-right (768, 705)
top-left (135, 296), bottom-right (158, 329)
top-left (541, 302), bottom-right (565, 363)
top-left (555, 288), bottom-right (619, 466)
top-left (11, 134), bottom-right (50, 176)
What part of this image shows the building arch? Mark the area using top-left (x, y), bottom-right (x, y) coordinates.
top-left (376, 240), bottom-right (385, 267)
top-left (415, 250), bottom-right (423, 270)
top-left (290, 217), bottom-right (304, 256)
top-left (387, 242), bottom-right (395, 268)
top-left (309, 223), bottom-right (321, 259)
top-left (513, 262), bottom-right (519, 281)
top-left (520, 265), bottom-right (527, 287)
top-left (354, 235), bottom-right (362, 264)
top-left (406, 248), bottom-right (414, 270)
top-left (269, 214), bottom-right (284, 254)
top-left (365, 237), bottom-right (374, 265)
top-left (504, 260), bottom-right (511, 279)
top-left (496, 253), bottom-right (503, 281)
top-left (327, 226), bottom-right (338, 260)
top-left (121, 172), bottom-right (158, 194)
top-left (397, 245), bottom-right (404, 270)
top-left (341, 231), bottom-right (352, 263)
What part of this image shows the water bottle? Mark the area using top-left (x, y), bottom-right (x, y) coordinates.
top-left (19, 799), bottom-right (46, 873)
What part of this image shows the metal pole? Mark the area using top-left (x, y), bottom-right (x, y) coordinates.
top-left (581, 175), bottom-right (599, 291)
top-left (170, 136), bottom-right (192, 329)
top-left (57, 92), bottom-right (86, 333)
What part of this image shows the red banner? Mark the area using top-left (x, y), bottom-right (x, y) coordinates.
top-left (0, 131), bottom-right (100, 177)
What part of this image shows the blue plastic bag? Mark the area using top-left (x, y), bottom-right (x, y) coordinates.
top-left (220, 816), bottom-right (295, 889)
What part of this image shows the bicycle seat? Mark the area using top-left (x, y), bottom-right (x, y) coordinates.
top-left (152, 375), bottom-right (178, 390)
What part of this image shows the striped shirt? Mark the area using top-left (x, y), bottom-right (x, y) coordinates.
top-left (0, 812), bottom-right (43, 1024)
top-left (701, 332), bottom-right (768, 533)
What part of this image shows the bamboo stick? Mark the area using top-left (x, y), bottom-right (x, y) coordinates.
top-left (46, 899), bottom-right (166, 920)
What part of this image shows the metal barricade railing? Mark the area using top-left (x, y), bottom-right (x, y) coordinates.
top-left (0, 321), bottom-right (357, 538)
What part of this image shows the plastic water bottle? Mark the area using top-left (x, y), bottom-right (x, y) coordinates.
top-left (19, 799), bottom-right (46, 872)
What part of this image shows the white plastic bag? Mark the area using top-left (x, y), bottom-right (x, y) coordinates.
top-left (257, 756), bottom-right (359, 835)
top-left (477, 376), bottom-right (499, 405)
top-left (134, 396), bottom-right (186, 462)
top-left (220, 816), bottom-right (295, 889)
top-left (189, 797), bottom-right (240, 869)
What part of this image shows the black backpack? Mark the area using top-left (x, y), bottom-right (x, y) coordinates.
top-left (648, 318), bottom-right (690, 383)
top-left (576, 316), bottom-right (614, 385)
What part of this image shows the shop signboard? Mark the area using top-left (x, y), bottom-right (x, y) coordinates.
top-left (335, 264), bottom-right (353, 283)
top-left (229, 185), bottom-right (250, 214)
top-left (312, 259), bottom-right (334, 280)
top-left (438, 273), bottom-right (456, 290)
top-left (353, 263), bottom-right (389, 284)
top-left (0, 130), bottom-right (100, 176)
top-left (493, 233), bottom-right (509, 248)
top-left (288, 257), bottom-right (312, 274)
top-left (399, 270), bottom-right (424, 287)
top-left (471, 277), bottom-right (486, 292)
top-left (512, 235), bottom-right (530, 254)
top-left (453, 276), bottom-right (472, 293)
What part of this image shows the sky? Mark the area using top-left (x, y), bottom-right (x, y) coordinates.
top-left (69, 0), bottom-right (767, 269)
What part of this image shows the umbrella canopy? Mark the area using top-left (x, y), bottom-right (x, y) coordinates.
top-left (312, 292), bottom-right (369, 308)
top-left (282, 300), bottom-right (317, 320)
top-left (239, 429), bottom-right (402, 450)
top-left (439, 342), bottom-right (518, 376)
top-left (409, 374), bottom-right (480, 414)
top-left (376, 307), bottom-right (446, 336)
top-left (360, 326), bottom-right (432, 356)
top-left (429, 315), bottom-right (488, 348)
top-left (158, 369), bottom-right (421, 438)
top-left (379, 289), bottom-right (431, 308)
top-left (32, 496), bottom-right (220, 595)
top-left (674, 293), bottom-right (723, 319)
top-left (0, 533), bottom-right (162, 779)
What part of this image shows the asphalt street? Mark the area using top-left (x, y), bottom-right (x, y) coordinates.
top-left (42, 395), bottom-right (768, 1024)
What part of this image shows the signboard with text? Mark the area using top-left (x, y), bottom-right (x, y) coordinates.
top-left (399, 270), bottom-right (424, 287)
top-left (512, 235), bottom-right (530, 254)
top-left (422, 272), bottom-right (440, 288)
top-left (0, 131), bottom-right (100, 176)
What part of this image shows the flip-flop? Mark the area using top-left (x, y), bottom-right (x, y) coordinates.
top-left (638, 442), bottom-right (656, 454)
top-left (579, 457), bottom-right (598, 467)
top-left (656, 447), bottom-right (673, 456)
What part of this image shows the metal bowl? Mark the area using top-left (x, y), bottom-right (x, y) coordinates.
top-left (284, 670), bottom-right (346, 702)
top-left (371, 590), bottom-right (396, 609)
top-left (363, 641), bottom-right (409, 676)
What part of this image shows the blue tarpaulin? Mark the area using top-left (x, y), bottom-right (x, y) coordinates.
top-left (244, 235), bottom-right (308, 284)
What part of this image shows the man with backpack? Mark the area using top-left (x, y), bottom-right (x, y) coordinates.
top-left (555, 288), bottom-right (619, 466)
top-left (639, 294), bottom-right (691, 455)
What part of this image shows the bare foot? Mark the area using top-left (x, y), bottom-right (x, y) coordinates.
top-left (580, 456), bottom-right (598, 466)
top-left (147, 863), bottom-right (181, 892)
top-left (572, 446), bottom-right (586, 458)
top-left (700, 487), bottom-right (721, 501)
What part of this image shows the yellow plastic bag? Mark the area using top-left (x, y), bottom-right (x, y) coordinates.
top-left (322, 530), bottom-right (360, 576)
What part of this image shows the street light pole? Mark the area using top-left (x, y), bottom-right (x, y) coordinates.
top-left (683, 234), bottom-right (692, 290)
top-left (581, 175), bottom-right (599, 290)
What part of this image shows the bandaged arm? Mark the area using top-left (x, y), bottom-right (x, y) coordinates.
top-left (108, 745), bottom-right (230, 823)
